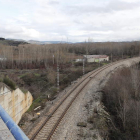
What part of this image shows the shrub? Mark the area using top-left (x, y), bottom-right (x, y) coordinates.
top-left (102, 66), bottom-right (140, 139)
top-left (3, 76), bottom-right (16, 90)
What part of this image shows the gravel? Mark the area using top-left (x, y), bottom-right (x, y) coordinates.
top-left (50, 57), bottom-right (140, 140)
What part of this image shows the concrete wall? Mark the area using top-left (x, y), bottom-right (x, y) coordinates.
top-left (0, 87), bottom-right (33, 124)
top-left (87, 58), bottom-right (95, 62)
top-left (76, 56), bottom-right (109, 63)
top-left (99, 57), bottom-right (109, 62)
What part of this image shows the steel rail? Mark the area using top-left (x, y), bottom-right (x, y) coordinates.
top-left (30, 57), bottom-right (137, 140)
top-left (45, 61), bottom-right (120, 140)
top-left (30, 61), bottom-right (113, 140)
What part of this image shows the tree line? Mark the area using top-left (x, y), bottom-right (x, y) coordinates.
top-left (0, 41), bottom-right (140, 69)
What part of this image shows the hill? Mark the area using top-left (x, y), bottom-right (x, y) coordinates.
top-left (0, 37), bottom-right (28, 46)
top-left (27, 40), bottom-right (69, 44)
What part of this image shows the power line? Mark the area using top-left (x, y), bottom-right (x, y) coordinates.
top-left (0, 68), bottom-right (73, 101)
top-left (5, 71), bottom-right (75, 122)
top-left (0, 70), bottom-right (75, 120)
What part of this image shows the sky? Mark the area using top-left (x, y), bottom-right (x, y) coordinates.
top-left (0, 0), bottom-right (140, 42)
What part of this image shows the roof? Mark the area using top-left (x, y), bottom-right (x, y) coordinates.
top-left (83, 55), bottom-right (108, 59)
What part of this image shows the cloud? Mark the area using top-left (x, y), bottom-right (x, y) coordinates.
top-left (0, 0), bottom-right (140, 42)
top-left (66, 0), bottom-right (140, 15)
top-left (48, 1), bottom-right (59, 5)
top-left (0, 24), bottom-right (43, 40)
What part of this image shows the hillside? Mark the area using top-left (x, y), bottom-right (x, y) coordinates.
top-left (0, 38), bottom-right (28, 46)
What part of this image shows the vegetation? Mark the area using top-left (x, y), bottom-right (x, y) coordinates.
top-left (28, 97), bottom-right (46, 112)
top-left (0, 61), bottom-right (102, 112)
top-left (0, 37), bottom-right (5, 40)
top-left (102, 65), bottom-right (140, 140)
top-left (0, 41), bottom-right (140, 69)
top-left (1, 39), bottom-right (140, 113)
top-left (3, 76), bottom-right (16, 90)
top-left (0, 38), bottom-right (27, 46)
top-left (19, 62), bottom-right (101, 100)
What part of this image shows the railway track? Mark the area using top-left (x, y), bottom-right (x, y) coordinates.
top-left (29, 58), bottom-right (138, 140)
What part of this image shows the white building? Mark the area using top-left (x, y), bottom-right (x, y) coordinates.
top-left (83, 55), bottom-right (109, 62)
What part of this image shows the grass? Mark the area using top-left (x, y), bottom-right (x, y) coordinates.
top-left (27, 62), bottom-right (109, 112)
top-left (102, 62), bottom-right (109, 65)
top-left (27, 97), bottom-right (42, 112)
top-left (19, 73), bottom-right (28, 78)
top-left (34, 73), bottom-right (40, 76)
top-left (3, 76), bottom-right (16, 90)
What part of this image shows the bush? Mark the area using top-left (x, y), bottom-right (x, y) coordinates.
top-left (102, 66), bottom-right (140, 140)
top-left (3, 76), bottom-right (16, 90)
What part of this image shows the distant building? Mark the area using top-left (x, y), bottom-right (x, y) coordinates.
top-left (83, 55), bottom-right (109, 62)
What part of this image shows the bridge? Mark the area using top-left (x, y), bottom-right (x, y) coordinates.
top-left (0, 104), bottom-right (29, 140)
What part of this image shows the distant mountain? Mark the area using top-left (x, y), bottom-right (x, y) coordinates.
top-left (0, 37), bottom-right (5, 40)
top-left (5, 38), bottom-right (72, 44)
top-left (3, 37), bottom-right (79, 45)
top-left (0, 38), bottom-right (28, 46)
top-left (6, 38), bottom-right (25, 42)
top-left (27, 40), bottom-right (69, 44)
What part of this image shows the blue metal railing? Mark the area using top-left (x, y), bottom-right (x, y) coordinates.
top-left (0, 104), bottom-right (29, 140)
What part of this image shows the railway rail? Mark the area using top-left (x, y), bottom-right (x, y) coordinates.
top-left (29, 58), bottom-right (138, 140)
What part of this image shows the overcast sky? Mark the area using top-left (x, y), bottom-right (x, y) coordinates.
top-left (0, 0), bottom-right (140, 42)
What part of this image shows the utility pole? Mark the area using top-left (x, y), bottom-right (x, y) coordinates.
top-left (122, 52), bottom-right (123, 59)
top-left (139, 43), bottom-right (140, 56)
top-left (72, 50), bottom-right (75, 67)
top-left (83, 57), bottom-right (85, 75)
top-left (23, 46), bottom-right (25, 61)
top-left (111, 44), bottom-right (113, 62)
top-left (120, 43), bottom-right (123, 59)
top-left (11, 47), bottom-right (13, 69)
top-left (57, 51), bottom-right (60, 93)
top-left (53, 54), bottom-right (54, 65)
top-left (98, 59), bottom-right (100, 67)
top-left (22, 46), bottom-right (25, 69)
top-left (18, 47), bottom-right (21, 69)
